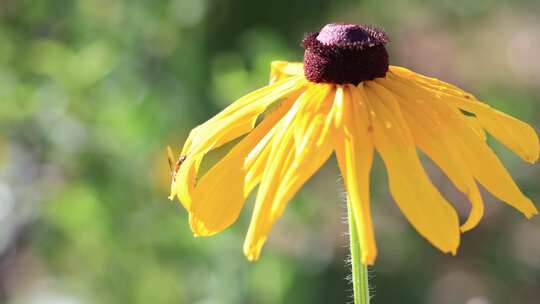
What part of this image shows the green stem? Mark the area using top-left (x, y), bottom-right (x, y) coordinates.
top-left (347, 202), bottom-right (370, 304)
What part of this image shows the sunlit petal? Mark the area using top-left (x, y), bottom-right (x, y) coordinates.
top-left (243, 84), bottom-right (338, 261)
top-left (174, 76), bottom-right (306, 209)
top-left (364, 81), bottom-right (460, 254)
top-left (388, 73), bottom-right (538, 219)
top-left (390, 67), bottom-right (539, 163)
top-left (336, 85), bottom-right (377, 264)
top-left (377, 77), bottom-right (484, 232)
top-left (188, 91), bottom-right (302, 236)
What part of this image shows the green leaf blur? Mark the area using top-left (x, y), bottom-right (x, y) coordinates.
top-left (0, 1), bottom-right (539, 303)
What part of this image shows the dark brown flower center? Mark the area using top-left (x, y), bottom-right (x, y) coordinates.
top-left (302, 23), bottom-right (389, 85)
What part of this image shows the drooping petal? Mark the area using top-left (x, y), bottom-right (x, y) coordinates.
top-left (173, 76), bottom-right (306, 209)
top-left (270, 61), bottom-right (304, 84)
top-left (454, 99), bottom-right (538, 164)
top-left (188, 90), bottom-right (303, 236)
top-left (450, 117), bottom-right (538, 218)
top-left (186, 76), bottom-right (306, 156)
top-left (363, 81), bottom-right (461, 254)
top-left (243, 84), bottom-right (339, 261)
top-left (335, 85), bottom-right (377, 264)
top-left (377, 77), bottom-right (483, 232)
top-left (390, 66), bottom-right (539, 163)
top-left (388, 73), bottom-right (538, 218)
top-left (449, 115), bottom-right (538, 218)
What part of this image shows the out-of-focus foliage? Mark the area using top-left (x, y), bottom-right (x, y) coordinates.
top-left (0, 0), bottom-right (539, 303)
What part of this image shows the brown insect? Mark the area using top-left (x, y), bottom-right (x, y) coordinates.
top-left (167, 146), bottom-right (186, 180)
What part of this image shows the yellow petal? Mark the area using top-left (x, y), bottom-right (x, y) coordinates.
top-left (187, 76), bottom-right (306, 157)
top-left (448, 110), bottom-right (538, 218)
top-left (363, 81), bottom-right (460, 254)
top-left (389, 66), bottom-right (472, 99)
top-left (188, 90), bottom-right (302, 236)
top-left (174, 76), bottom-right (306, 209)
top-left (269, 61), bottom-right (304, 84)
top-left (463, 102), bottom-right (538, 163)
top-left (464, 116), bottom-right (486, 141)
top-left (335, 85), bottom-right (377, 265)
top-left (377, 77), bottom-right (484, 232)
top-left (388, 73), bottom-right (538, 219)
top-left (390, 67), bottom-right (539, 163)
top-left (243, 84), bottom-right (338, 261)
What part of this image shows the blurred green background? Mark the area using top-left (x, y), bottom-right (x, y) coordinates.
top-left (1, 0), bottom-right (539, 303)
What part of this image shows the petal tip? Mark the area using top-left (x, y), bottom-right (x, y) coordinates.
top-left (361, 253), bottom-right (377, 266)
top-left (191, 228), bottom-right (214, 237)
top-left (243, 248), bottom-right (261, 262)
top-left (525, 154), bottom-right (539, 164)
top-left (446, 241), bottom-right (460, 256)
top-left (189, 213), bottom-right (219, 237)
top-left (441, 235), bottom-right (460, 257)
top-left (525, 206), bottom-right (538, 219)
top-left (517, 197), bottom-right (538, 219)
top-left (245, 253), bottom-right (259, 262)
top-left (460, 211), bottom-right (482, 233)
top-left (243, 236), bottom-right (267, 262)
top-left (459, 216), bottom-right (482, 233)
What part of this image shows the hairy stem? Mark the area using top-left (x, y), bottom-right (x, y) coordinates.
top-left (347, 201), bottom-right (370, 304)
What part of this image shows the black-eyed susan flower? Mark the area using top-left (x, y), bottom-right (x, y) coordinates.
top-left (169, 23), bottom-right (538, 265)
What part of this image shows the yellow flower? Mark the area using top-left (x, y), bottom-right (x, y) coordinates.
top-left (169, 23), bottom-right (538, 265)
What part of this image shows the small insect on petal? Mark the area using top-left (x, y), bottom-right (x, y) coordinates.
top-left (167, 146), bottom-right (186, 181)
